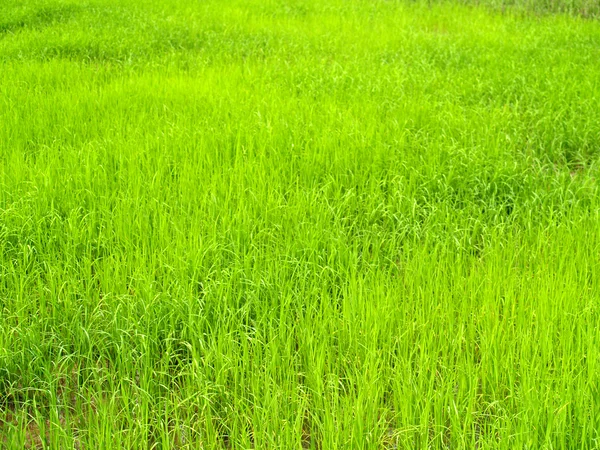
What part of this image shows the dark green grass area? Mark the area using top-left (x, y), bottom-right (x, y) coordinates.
top-left (1, 0), bottom-right (600, 448)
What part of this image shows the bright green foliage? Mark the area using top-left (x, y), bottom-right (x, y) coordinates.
top-left (1, 0), bottom-right (600, 448)
top-left (435, 0), bottom-right (599, 17)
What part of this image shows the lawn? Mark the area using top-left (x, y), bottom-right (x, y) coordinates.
top-left (1, 0), bottom-right (600, 448)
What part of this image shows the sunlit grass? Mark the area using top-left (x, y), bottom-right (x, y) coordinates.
top-left (1, 0), bottom-right (600, 448)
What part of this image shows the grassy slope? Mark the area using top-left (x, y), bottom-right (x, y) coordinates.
top-left (1, 0), bottom-right (600, 448)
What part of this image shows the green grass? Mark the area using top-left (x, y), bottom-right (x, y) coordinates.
top-left (1, 0), bottom-right (600, 448)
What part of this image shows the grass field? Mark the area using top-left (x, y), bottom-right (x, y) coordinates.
top-left (1, 0), bottom-right (600, 448)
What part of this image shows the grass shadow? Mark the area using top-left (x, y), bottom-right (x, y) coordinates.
top-left (0, 5), bottom-right (81, 38)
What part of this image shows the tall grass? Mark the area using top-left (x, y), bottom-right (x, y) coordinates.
top-left (1, 0), bottom-right (600, 448)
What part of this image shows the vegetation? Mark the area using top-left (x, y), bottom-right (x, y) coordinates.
top-left (1, 0), bottom-right (600, 448)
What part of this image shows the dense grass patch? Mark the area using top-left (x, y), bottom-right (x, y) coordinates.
top-left (427, 0), bottom-right (600, 17)
top-left (1, 0), bottom-right (600, 448)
